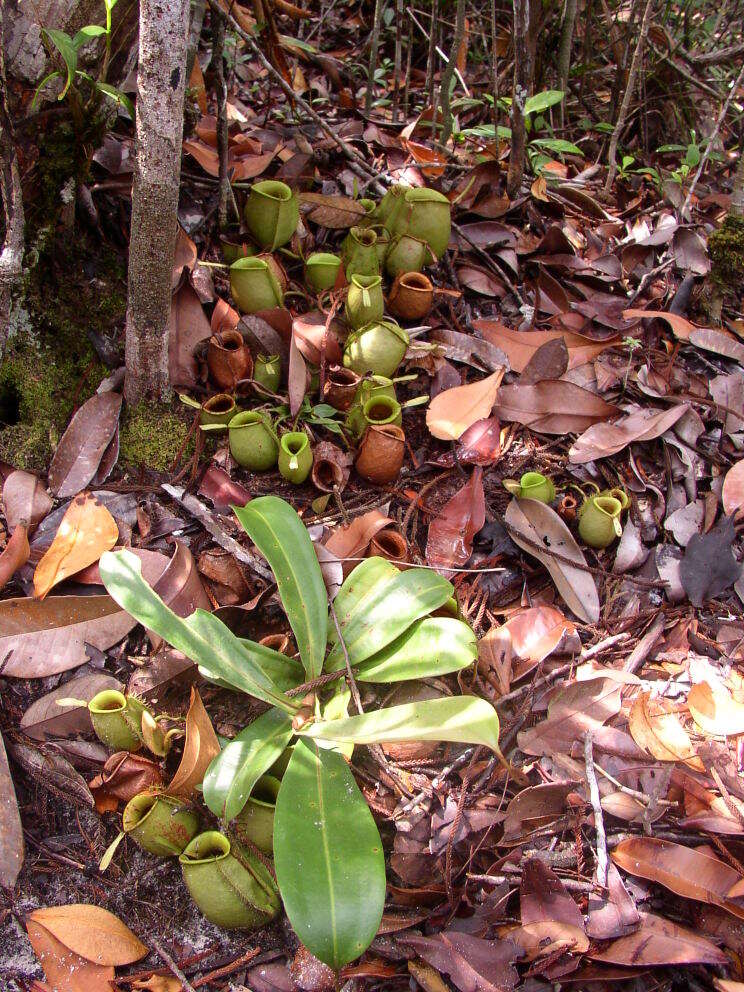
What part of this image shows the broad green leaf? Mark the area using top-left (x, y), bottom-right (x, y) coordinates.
top-left (531, 137), bottom-right (584, 156)
top-left (273, 740), bottom-right (385, 969)
top-left (72, 24), bottom-right (107, 47)
top-left (237, 638), bottom-right (304, 691)
top-left (326, 558), bottom-right (453, 670)
top-left (524, 89), bottom-right (565, 115)
top-left (301, 696), bottom-right (501, 754)
top-left (355, 617), bottom-right (477, 683)
top-left (42, 28), bottom-right (78, 98)
top-left (203, 708), bottom-right (293, 821)
top-left (99, 550), bottom-right (297, 713)
top-left (235, 497), bottom-right (328, 681)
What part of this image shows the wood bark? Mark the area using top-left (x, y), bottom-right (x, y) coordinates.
top-left (556, 0), bottom-right (578, 129)
top-left (124, 0), bottom-right (190, 403)
top-left (506, 0), bottom-right (532, 199)
top-left (0, 1), bottom-right (24, 347)
top-left (365, 0), bottom-right (385, 114)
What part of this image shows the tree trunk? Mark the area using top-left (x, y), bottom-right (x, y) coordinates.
top-left (365, 0), bottom-right (385, 114)
top-left (730, 136), bottom-right (744, 218)
top-left (124, 0), bottom-right (190, 404)
top-left (506, 0), bottom-right (532, 199)
top-left (556, 0), bottom-right (577, 129)
top-left (0, 1), bottom-right (24, 348)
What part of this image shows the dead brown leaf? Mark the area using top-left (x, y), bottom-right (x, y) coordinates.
top-left (688, 681), bottom-right (744, 737)
top-left (495, 381), bottom-right (618, 435)
top-left (722, 461), bottom-right (744, 516)
top-left (589, 912), bottom-right (727, 966)
top-left (569, 404), bottom-right (688, 463)
top-left (0, 729), bottom-right (23, 889)
top-left (426, 370), bottom-right (504, 441)
top-left (478, 606), bottom-right (578, 695)
top-left (474, 320), bottom-right (618, 372)
top-left (324, 509), bottom-right (395, 561)
top-left (33, 494), bottom-right (119, 600)
top-left (48, 393), bottom-right (122, 499)
top-left (89, 751), bottom-right (164, 812)
top-left (2, 469), bottom-right (53, 532)
top-left (168, 687), bottom-right (220, 798)
top-left (0, 524), bottom-right (29, 590)
top-left (426, 468), bottom-right (485, 570)
top-left (628, 690), bottom-right (702, 768)
top-left (27, 903), bottom-right (148, 965)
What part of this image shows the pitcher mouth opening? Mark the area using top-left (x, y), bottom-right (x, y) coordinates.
top-left (123, 791), bottom-right (159, 831)
top-left (204, 394), bottom-right (234, 413)
top-left (180, 831), bottom-right (231, 864)
top-left (257, 180), bottom-right (292, 201)
top-left (282, 434), bottom-right (307, 455)
top-left (354, 228), bottom-right (376, 246)
top-left (399, 272), bottom-right (431, 291)
top-left (214, 330), bottom-right (243, 351)
top-left (89, 689), bottom-right (127, 714)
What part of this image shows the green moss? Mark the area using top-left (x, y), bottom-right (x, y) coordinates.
top-left (119, 403), bottom-right (195, 472)
top-left (708, 215), bottom-right (744, 293)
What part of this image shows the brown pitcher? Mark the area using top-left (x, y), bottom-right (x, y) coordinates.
top-left (355, 424), bottom-right (405, 485)
top-left (368, 527), bottom-right (408, 562)
top-left (322, 365), bottom-right (361, 412)
top-left (207, 329), bottom-right (252, 389)
top-left (387, 271), bottom-right (434, 321)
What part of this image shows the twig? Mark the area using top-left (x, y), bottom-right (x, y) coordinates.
top-left (584, 732), bottom-right (608, 888)
top-left (468, 872), bottom-right (595, 894)
top-left (193, 948), bottom-right (260, 988)
top-left (153, 940), bottom-right (199, 992)
top-left (681, 61), bottom-right (744, 216)
top-left (393, 747), bottom-right (475, 819)
top-left (328, 599), bottom-right (363, 716)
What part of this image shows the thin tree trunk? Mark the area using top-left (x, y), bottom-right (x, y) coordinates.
top-left (732, 143), bottom-right (744, 218)
top-left (209, 8), bottom-right (238, 228)
top-left (506, 0), bottom-right (532, 198)
top-left (556, 0), bottom-right (578, 129)
top-left (125, 0), bottom-right (190, 404)
top-left (0, 2), bottom-right (24, 349)
top-left (438, 0), bottom-right (466, 145)
top-left (426, 0), bottom-right (439, 134)
top-left (365, 0), bottom-right (385, 114)
top-left (604, 0), bottom-right (653, 194)
top-left (490, 0), bottom-right (499, 131)
top-left (403, 12), bottom-right (413, 119)
top-left (186, 0), bottom-right (207, 79)
top-left (392, 0), bottom-right (403, 121)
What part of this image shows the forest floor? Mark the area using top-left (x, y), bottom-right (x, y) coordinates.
top-left (3, 8), bottom-right (744, 992)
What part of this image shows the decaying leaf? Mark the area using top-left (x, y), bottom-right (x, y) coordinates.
top-left (0, 523), bottom-right (29, 590)
top-left (722, 461), bottom-right (744, 516)
top-left (478, 606), bottom-right (578, 695)
top-left (2, 469), bottom-right (53, 532)
top-left (426, 468), bottom-right (485, 570)
top-left (33, 493), bottom-right (119, 599)
top-left (688, 681), bottom-right (744, 737)
top-left (48, 393), bottom-right (123, 498)
top-left (324, 509), bottom-right (394, 561)
top-left (26, 918), bottom-right (116, 992)
top-left (569, 404), bottom-right (688, 463)
top-left (589, 912), bottom-right (727, 966)
top-left (628, 690), bottom-right (702, 768)
top-left (518, 677), bottom-right (623, 756)
top-left (298, 192), bottom-right (367, 228)
top-left (89, 751), bottom-right (164, 812)
top-left (426, 370), bottom-right (505, 441)
top-left (405, 931), bottom-right (520, 992)
top-left (495, 380), bottom-right (617, 435)
top-left (27, 904), bottom-right (148, 966)
top-left (504, 498), bottom-right (599, 624)
top-left (474, 320), bottom-right (617, 372)
top-left (168, 687), bottom-right (220, 798)
top-left (679, 515), bottom-right (741, 606)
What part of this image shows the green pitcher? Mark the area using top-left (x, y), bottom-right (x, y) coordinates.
top-left (254, 354), bottom-right (281, 394)
top-left (503, 472), bottom-right (556, 503)
top-left (341, 227), bottom-right (380, 278)
top-left (88, 690), bottom-right (147, 752)
top-left (385, 234), bottom-right (432, 277)
top-left (243, 180), bottom-right (299, 251)
top-left (123, 791), bottom-right (199, 857)
top-left (345, 274), bottom-right (384, 329)
top-left (389, 186), bottom-right (451, 259)
top-left (230, 256), bottom-right (284, 313)
top-left (578, 494), bottom-right (623, 549)
top-left (233, 775), bottom-right (281, 855)
top-left (278, 431), bottom-right (313, 484)
top-left (180, 831), bottom-right (281, 930)
top-left (304, 252), bottom-right (343, 292)
top-left (343, 319), bottom-right (410, 377)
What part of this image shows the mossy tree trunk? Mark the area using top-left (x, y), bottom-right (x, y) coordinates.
top-left (124, 0), bottom-right (190, 404)
top-left (506, 0), bottom-right (532, 199)
top-left (0, 3), bottom-right (24, 348)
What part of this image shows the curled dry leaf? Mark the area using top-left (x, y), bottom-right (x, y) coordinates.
top-left (510, 921), bottom-right (589, 960)
top-left (298, 192), bottom-right (367, 228)
top-left (611, 837), bottom-right (744, 919)
top-left (89, 751), bottom-right (164, 812)
top-left (27, 904), bottom-right (148, 966)
top-left (168, 687), bottom-right (220, 798)
top-left (324, 509), bottom-right (394, 561)
top-left (494, 381), bottom-right (618, 435)
top-left (569, 404), bottom-right (687, 463)
top-left (150, 540), bottom-right (212, 648)
top-left (33, 493), bottom-right (119, 599)
top-left (404, 931), bottom-right (520, 992)
top-left (0, 729), bottom-right (24, 889)
top-left (518, 677), bottom-right (622, 757)
top-left (589, 912), bottom-right (727, 966)
top-left (722, 461), bottom-right (744, 516)
top-left (198, 464), bottom-right (251, 512)
top-left (586, 862), bottom-right (640, 940)
top-left (48, 392), bottom-right (123, 498)
top-left (622, 308), bottom-right (699, 341)
top-left (169, 283), bottom-right (212, 387)
top-left (454, 417), bottom-right (502, 466)
top-left (2, 469), bottom-right (53, 532)
top-left (478, 606), bottom-right (578, 695)
top-left (688, 681), bottom-right (744, 737)
top-left (0, 595), bottom-right (138, 678)
top-left (10, 737), bottom-right (95, 808)
top-left (0, 524), bottom-right (29, 590)
top-left (520, 858), bottom-right (584, 930)
top-left (426, 468), bottom-right (485, 570)
top-left (426, 370), bottom-right (504, 441)
top-left (628, 690), bottom-right (702, 768)
top-left (26, 918), bottom-right (116, 992)
top-left (504, 498), bottom-right (599, 624)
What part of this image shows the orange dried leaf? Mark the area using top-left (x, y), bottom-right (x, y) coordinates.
top-left (33, 494), bottom-right (119, 600)
top-left (27, 904), bottom-right (148, 966)
top-left (688, 681), bottom-right (744, 737)
top-left (426, 369), bottom-right (505, 440)
top-left (168, 687), bottom-right (220, 798)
